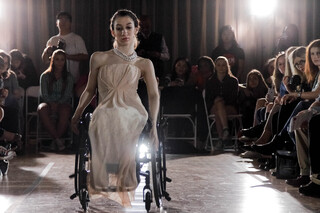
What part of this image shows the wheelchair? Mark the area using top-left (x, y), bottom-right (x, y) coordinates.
top-left (69, 113), bottom-right (171, 212)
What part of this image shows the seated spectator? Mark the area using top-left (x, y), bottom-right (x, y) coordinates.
top-left (37, 50), bottom-right (73, 151)
top-left (261, 57), bottom-right (276, 88)
top-left (240, 49), bottom-right (302, 159)
top-left (165, 57), bottom-right (191, 87)
top-left (205, 56), bottom-right (239, 151)
top-left (9, 49), bottom-right (39, 90)
top-left (285, 42), bottom-right (320, 190)
top-left (0, 58), bottom-right (22, 175)
top-left (187, 56), bottom-right (214, 91)
top-left (0, 53), bottom-right (21, 134)
top-left (238, 69), bottom-right (268, 128)
top-left (253, 40), bottom-right (320, 156)
top-left (187, 56), bottom-right (215, 150)
top-left (299, 111), bottom-right (320, 197)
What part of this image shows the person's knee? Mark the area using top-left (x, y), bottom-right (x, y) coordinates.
top-left (0, 107), bottom-right (4, 122)
top-left (37, 103), bottom-right (50, 112)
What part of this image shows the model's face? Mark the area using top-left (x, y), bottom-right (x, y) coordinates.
top-left (53, 54), bottom-right (66, 71)
top-left (293, 56), bottom-right (306, 72)
top-left (277, 55), bottom-right (285, 74)
top-left (215, 59), bottom-right (228, 75)
top-left (310, 47), bottom-right (320, 67)
top-left (57, 16), bottom-right (71, 32)
top-left (112, 16), bottom-right (137, 47)
top-left (198, 61), bottom-right (212, 79)
top-left (175, 60), bottom-right (188, 77)
top-left (248, 74), bottom-right (259, 89)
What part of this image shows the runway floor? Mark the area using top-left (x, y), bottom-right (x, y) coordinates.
top-left (1, 145), bottom-right (320, 213)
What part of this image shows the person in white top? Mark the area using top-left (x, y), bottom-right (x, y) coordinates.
top-left (41, 12), bottom-right (89, 83)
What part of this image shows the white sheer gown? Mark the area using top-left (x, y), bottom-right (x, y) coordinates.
top-left (88, 62), bottom-right (148, 207)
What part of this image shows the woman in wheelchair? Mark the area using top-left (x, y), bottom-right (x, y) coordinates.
top-left (38, 49), bottom-right (74, 151)
top-left (71, 9), bottom-right (159, 207)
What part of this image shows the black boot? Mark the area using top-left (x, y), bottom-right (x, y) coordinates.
top-left (299, 182), bottom-right (320, 197)
top-left (252, 134), bottom-right (285, 155)
top-left (240, 121), bottom-right (266, 138)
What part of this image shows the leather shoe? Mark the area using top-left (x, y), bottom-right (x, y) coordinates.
top-left (240, 121), bottom-right (266, 138)
top-left (241, 144), bottom-right (255, 152)
top-left (286, 175), bottom-right (310, 187)
top-left (252, 135), bottom-right (285, 155)
top-left (299, 182), bottom-right (320, 197)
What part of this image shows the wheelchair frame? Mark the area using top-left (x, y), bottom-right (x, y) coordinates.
top-left (70, 113), bottom-right (171, 212)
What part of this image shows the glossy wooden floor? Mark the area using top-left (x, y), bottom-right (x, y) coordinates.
top-left (1, 145), bottom-right (320, 213)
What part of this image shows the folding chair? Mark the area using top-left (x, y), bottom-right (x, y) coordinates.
top-left (25, 86), bottom-right (40, 150)
top-left (202, 90), bottom-right (243, 151)
top-left (160, 86), bottom-right (201, 148)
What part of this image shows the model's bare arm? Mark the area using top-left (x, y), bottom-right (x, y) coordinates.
top-left (141, 59), bottom-right (160, 149)
top-left (71, 52), bottom-right (101, 133)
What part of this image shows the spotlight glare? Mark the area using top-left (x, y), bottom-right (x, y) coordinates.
top-left (139, 143), bottom-right (149, 159)
top-left (250, 0), bottom-right (276, 17)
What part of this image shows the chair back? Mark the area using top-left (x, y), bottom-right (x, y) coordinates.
top-left (160, 86), bottom-right (201, 115)
top-left (26, 86), bottom-right (40, 98)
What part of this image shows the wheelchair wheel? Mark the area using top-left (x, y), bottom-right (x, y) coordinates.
top-left (79, 118), bottom-right (91, 211)
top-left (78, 139), bottom-right (90, 210)
top-left (151, 142), bottom-right (163, 208)
top-left (71, 114), bottom-right (91, 211)
top-left (158, 123), bottom-right (172, 201)
top-left (145, 191), bottom-right (152, 212)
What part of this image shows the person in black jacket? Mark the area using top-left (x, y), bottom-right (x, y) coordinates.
top-left (205, 56), bottom-right (239, 151)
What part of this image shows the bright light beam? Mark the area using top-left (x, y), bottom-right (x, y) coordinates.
top-left (0, 1), bottom-right (3, 19)
top-left (0, 0), bottom-right (6, 19)
top-left (250, 0), bottom-right (277, 17)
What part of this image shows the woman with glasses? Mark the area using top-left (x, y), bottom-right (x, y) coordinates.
top-left (283, 39), bottom-right (320, 189)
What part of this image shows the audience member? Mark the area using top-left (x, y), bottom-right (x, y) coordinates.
top-left (299, 112), bottom-right (320, 197)
top-left (188, 56), bottom-right (215, 150)
top-left (0, 53), bottom-right (21, 134)
top-left (238, 69), bottom-right (268, 128)
top-left (261, 57), bottom-right (276, 88)
top-left (38, 50), bottom-right (73, 151)
top-left (166, 57), bottom-right (191, 87)
top-left (211, 25), bottom-right (245, 81)
top-left (187, 56), bottom-right (215, 91)
top-left (253, 40), bottom-right (320, 155)
top-left (136, 15), bottom-right (170, 84)
top-left (0, 51), bottom-right (23, 107)
top-left (205, 56), bottom-right (239, 151)
top-left (274, 24), bottom-right (299, 54)
top-left (9, 49), bottom-right (39, 90)
top-left (41, 11), bottom-right (88, 92)
top-left (285, 42), bottom-right (320, 188)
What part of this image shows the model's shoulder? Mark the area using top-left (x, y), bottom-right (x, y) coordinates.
top-left (136, 57), bottom-right (152, 66)
top-left (91, 50), bottom-right (113, 59)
